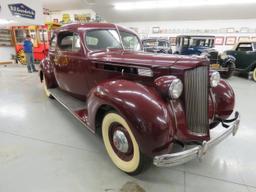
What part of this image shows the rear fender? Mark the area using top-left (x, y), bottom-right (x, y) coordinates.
top-left (249, 61), bottom-right (256, 71)
top-left (87, 80), bottom-right (175, 157)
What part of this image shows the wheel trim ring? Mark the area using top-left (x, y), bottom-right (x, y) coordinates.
top-left (102, 113), bottom-right (140, 173)
top-left (43, 77), bottom-right (51, 97)
top-left (253, 68), bottom-right (256, 81)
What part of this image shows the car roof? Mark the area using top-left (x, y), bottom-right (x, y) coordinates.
top-left (176, 35), bottom-right (215, 38)
top-left (237, 41), bottom-right (256, 44)
top-left (56, 22), bottom-right (137, 34)
top-left (142, 38), bottom-right (168, 42)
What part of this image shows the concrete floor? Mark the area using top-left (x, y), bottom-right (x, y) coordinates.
top-left (0, 64), bottom-right (255, 192)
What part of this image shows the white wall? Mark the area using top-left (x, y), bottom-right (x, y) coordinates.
top-left (117, 19), bottom-right (256, 52)
top-left (0, 47), bottom-right (15, 61)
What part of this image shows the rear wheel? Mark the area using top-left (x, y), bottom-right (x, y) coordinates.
top-left (220, 62), bottom-right (235, 79)
top-left (102, 112), bottom-right (150, 175)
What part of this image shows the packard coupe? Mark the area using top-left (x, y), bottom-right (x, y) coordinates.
top-left (224, 41), bottom-right (256, 81)
top-left (40, 23), bottom-right (240, 175)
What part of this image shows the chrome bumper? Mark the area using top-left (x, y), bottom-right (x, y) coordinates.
top-left (153, 112), bottom-right (240, 167)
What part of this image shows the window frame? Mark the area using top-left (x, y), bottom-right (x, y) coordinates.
top-left (49, 34), bottom-right (57, 51)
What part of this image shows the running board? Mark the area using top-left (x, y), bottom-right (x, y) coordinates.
top-left (48, 88), bottom-right (92, 131)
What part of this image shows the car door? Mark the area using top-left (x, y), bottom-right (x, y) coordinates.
top-left (54, 31), bottom-right (89, 99)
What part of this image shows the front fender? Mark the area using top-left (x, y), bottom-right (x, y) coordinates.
top-left (212, 79), bottom-right (235, 119)
top-left (222, 55), bottom-right (236, 67)
top-left (87, 80), bottom-right (175, 157)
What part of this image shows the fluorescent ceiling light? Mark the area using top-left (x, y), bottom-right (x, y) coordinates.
top-left (114, 0), bottom-right (256, 10)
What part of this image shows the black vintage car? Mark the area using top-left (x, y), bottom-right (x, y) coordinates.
top-left (142, 38), bottom-right (172, 54)
top-left (224, 41), bottom-right (256, 81)
top-left (175, 35), bottom-right (236, 79)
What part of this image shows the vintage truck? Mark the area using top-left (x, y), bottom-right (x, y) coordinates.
top-left (175, 35), bottom-right (236, 79)
top-left (224, 41), bottom-right (256, 81)
top-left (40, 23), bottom-right (240, 175)
top-left (142, 38), bottom-right (172, 54)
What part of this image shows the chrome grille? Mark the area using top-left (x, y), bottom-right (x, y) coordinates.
top-left (184, 66), bottom-right (209, 134)
top-left (208, 51), bottom-right (218, 64)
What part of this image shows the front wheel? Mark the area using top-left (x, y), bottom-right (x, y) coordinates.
top-left (252, 67), bottom-right (256, 82)
top-left (43, 75), bottom-right (53, 98)
top-left (102, 112), bottom-right (150, 175)
top-left (220, 62), bottom-right (235, 79)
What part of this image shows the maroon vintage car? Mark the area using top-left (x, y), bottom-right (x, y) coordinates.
top-left (39, 23), bottom-right (240, 175)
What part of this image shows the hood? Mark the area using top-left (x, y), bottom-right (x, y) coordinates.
top-left (190, 46), bottom-right (217, 53)
top-left (88, 50), bottom-right (208, 70)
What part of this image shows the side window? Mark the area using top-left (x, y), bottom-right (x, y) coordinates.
top-left (236, 43), bottom-right (253, 52)
top-left (183, 38), bottom-right (189, 46)
top-left (120, 31), bottom-right (141, 51)
top-left (158, 41), bottom-right (165, 47)
top-left (176, 38), bottom-right (180, 46)
top-left (50, 35), bottom-right (57, 50)
top-left (58, 32), bottom-right (81, 52)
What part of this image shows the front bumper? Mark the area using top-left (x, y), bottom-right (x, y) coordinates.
top-left (153, 112), bottom-right (240, 167)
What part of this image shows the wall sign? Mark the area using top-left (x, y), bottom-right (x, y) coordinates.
top-left (226, 36), bottom-right (237, 45)
top-left (215, 37), bottom-right (224, 45)
top-left (8, 3), bottom-right (35, 19)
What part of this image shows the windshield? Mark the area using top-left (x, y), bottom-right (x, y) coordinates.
top-left (85, 29), bottom-right (122, 50)
top-left (188, 38), bottom-right (214, 48)
top-left (85, 29), bottom-right (141, 51)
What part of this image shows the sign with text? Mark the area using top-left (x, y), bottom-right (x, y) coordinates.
top-left (8, 3), bottom-right (35, 19)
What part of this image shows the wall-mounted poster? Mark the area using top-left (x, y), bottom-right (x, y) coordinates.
top-left (215, 37), bottom-right (224, 45)
top-left (238, 36), bottom-right (250, 42)
top-left (226, 36), bottom-right (237, 45)
top-left (169, 37), bottom-right (176, 46)
top-left (74, 13), bottom-right (90, 22)
top-left (152, 27), bottom-right (160, 33)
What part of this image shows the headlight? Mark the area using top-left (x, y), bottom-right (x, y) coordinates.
top-left (168, 79), bottom-right (183, 99)
top-left (220, 52), bottom-right (228, 60)
top-left (210, 71), bottom-right (220, 87)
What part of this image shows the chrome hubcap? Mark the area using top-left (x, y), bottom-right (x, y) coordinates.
top-left (113, 130), bottom-right (129, 153)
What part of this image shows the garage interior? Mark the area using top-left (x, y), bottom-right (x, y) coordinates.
top-left (0, 0), bottom-right (256, 192)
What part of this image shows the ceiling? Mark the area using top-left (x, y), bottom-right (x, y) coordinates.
top-left (42, 0), bottom-right (256, 22)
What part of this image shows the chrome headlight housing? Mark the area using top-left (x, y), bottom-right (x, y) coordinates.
top-left (210, 71), bottom-right (220, 87)
top-left (220, 52), bottom-right (228, 60)
top-left (168, 79), bottom-right (183, 99)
